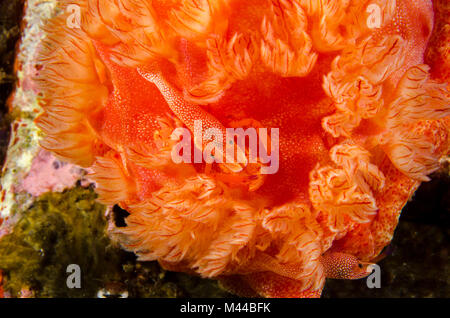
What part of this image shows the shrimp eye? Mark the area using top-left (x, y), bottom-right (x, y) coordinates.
top-left (358, 263), bottom-right (363, 269)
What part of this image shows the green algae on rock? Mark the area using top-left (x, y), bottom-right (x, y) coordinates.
top-left (0, 187), bottom-right (122, 297)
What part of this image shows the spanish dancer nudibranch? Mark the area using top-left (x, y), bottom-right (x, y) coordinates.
top-left (33, 0), bottom-right (449, 297)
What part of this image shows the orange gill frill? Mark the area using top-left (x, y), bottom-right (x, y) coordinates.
top-left (34, 0), bottom-right (449, 298)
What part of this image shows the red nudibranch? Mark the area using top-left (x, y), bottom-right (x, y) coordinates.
top-left (34, 0), bottom-right (449, 297)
